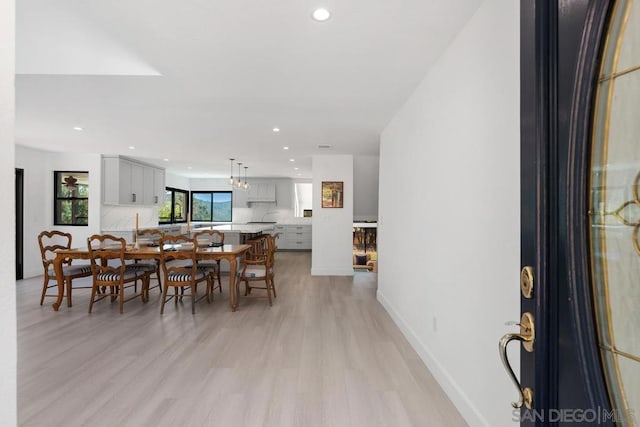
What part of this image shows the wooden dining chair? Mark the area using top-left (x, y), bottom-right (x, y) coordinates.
top-left (245, 235), bottom-right (267, 261)
top-left (159, 234), bottom-right (212, 314)
top-left (131, 228), bottom-right (164, 293)
top-left (87, 234), bottom-right (151, 314)
top-left (239, 234), bottom-right (277, 305)
top-left (38, 230), bottom-right (93, 307)
top-left (192, 229), bottom-right (224, 293)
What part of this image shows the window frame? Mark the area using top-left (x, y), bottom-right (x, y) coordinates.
top-left (53, 170), bottom-right (89, 226)
top-left (159, 187), bottom-right (189, 224)
top-left (190, 190), bottom-right (233, 222)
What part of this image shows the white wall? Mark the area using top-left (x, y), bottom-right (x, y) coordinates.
top-left (377, 1), bottom-right (520, 426)
top-left (15, 146), bottom-right (102, 278)
top-left (353, 154), bottom-right (379, 221)
top-left (311, 155), bottom-right (354, 275)
top-left (165, 171), bottom-right (190, 190)
top-left (1, 0), bottom-right (16, 424)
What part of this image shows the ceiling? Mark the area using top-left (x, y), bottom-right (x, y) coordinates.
top-left (15, 0), bottom-right (483, 179)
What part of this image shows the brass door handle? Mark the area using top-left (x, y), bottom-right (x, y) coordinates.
top-left (499, 312), bottom-right (535, 409)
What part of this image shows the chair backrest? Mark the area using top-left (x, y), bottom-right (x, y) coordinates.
top-left (136, 228), bottom-right (164, 244)
top-left (38, 230), bottom-right (73, 272)
top-left (246, 235), bottom-right (268, 261)
top-left (265, 235), bottom-right (277, 268)
top-left (193, 229), bottom-right (224, 246)
top-left (87, 234), bottom-right (127, 282)
top-left (159, 234), bottom-right (199, 283)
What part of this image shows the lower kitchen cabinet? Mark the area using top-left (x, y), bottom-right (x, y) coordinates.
top-left (276, 224), bottom-right (311, 250)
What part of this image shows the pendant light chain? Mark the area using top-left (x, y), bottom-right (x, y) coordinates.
top-left (229, 158), bottom-right (235, 185)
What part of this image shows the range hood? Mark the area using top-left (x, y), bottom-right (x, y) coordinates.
top-left (247, 183), bottom-right (276, 202)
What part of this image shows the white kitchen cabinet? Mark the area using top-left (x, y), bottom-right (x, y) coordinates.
top-left (277, 224), bottom-right (312, 250)
top-left (233, 187), bottom-right (248, 208)
top-left (153, 167), bottom-right (165, 205)
top-left (102, 156), bottom-right (165, 206)
top-left (276, 180), bottom-right (293, 209)
top-left (116, 158), bottom-right (143, 204)
top-left (143, 166), bottom-right (155, 205)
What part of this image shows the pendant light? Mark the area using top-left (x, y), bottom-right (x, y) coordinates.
top-left (237, 162), bottom-right (243, 188)
top-left (243, 166), bottom-right (249, 190)
top-left (229, 158), bottom-right (235, 185)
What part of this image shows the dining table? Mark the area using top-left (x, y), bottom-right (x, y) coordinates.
top-left (52, 243), bottom-right (252, 312)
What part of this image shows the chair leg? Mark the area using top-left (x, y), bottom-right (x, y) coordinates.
top-left (271, 276), bottom-right (276, 298)
top-left (216, 261), bottom-right (222, 292)
top-left (156, 264), bottom-right (162, 292)
top-left (88, 284), bottom-right (97, 313)
top-left (40, 275), bottom-right (50, 305)
top-left (190, 284), bottom-right (196, 315)
top-left (66, 279), bottom-right (73, 307)
top-left (142, 275), bottom-right (150, 303)
top-left (160, 284), bottom-right (169, 314)
top-left (266, 278), bottom-right (273, 306)
top-left (119, 285), bottom-right (125, 314)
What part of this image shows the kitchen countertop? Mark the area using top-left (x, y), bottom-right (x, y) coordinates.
top-left (195, 224), bottom-right (276, 233)
top-left (107, 221), bottom-right (311, 233)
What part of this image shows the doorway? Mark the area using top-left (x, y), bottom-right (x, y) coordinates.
top-left (15, 168), bottom-right (23, 280)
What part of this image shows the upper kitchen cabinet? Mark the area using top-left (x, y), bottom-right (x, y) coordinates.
top-left (275, 180), bottom-right (293, 209)
top-left (102, 155), bottom-right (165, 206)
top-left (144, 167), bottom-right (165, 205)
top-left (233, 186), bottom-right (248, 208)
top-left (153, 167), bottom-right (165, 205)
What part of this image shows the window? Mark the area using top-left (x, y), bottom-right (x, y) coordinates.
top-left (191, 191), bottom-right (232, 222)
top-left (159, 187), bottom-right (189, 224)
top-left (54, 171), bottom-right (89, 226)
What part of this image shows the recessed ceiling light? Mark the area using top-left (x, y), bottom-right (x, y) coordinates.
top-left (187, 166), bottom-right (193, 170)
top-left (128, 146), bottom-right (135, 150)
top-left (273, 127), bottom-right (280, 132)
top-left (294, 167), bottom-right (299, 170)
top-left (283, 146), bottom-right (289, 150)
top-left (73, 126), bottom-right (83, 131)
top-left (312, 8), bottom-right (331, 22)
top-left (163, 158), bottom-right (169, 162)
top-left (289, 158), bottom-right (295, 162)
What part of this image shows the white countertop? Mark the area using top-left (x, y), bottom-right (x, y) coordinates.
top-left (195, 224), bottom-right (275, 233)
top-left (353, 222), bottom-right (377, 228)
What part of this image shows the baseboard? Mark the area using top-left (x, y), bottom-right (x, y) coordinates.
top-left (376, 290), bottom-right (489, 427)
top-left (311, 267), bottom-right (355, 276)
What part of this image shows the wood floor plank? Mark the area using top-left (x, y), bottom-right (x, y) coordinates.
top-left (17, 251), bottom-right (466, 426)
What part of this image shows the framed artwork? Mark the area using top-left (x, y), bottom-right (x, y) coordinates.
top-left (322, 181), bottom-right (344, 208)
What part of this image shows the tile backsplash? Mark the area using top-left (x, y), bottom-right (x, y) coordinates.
top-left (101, 205), bottom-right (158, 231)
top-left (234, 206), bottom-right (310, 224)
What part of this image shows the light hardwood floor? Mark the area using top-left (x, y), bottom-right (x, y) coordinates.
top-left (17, 251), bottom-right (467, 427)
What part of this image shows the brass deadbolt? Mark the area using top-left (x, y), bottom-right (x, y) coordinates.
top-left (521, 266), bottom-right (534, 299)
top-left (520, 312), bottom-right (535, 353)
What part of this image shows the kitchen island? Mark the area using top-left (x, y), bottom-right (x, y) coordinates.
top-left (191, 223), bottom-right (276, 244)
